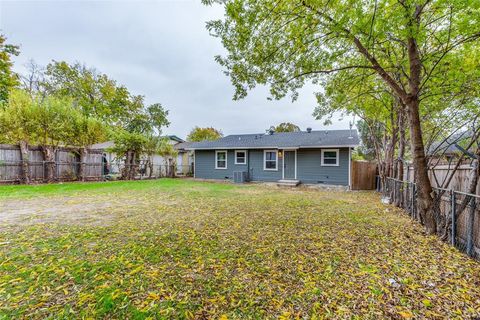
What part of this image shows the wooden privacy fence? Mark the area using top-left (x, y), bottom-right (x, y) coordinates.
top-left (351, 160), bottom-right (377, 190)
top-left (0, 144), bottom-right (103, 183)
top-left (405, 164), bottom-right (480, 194)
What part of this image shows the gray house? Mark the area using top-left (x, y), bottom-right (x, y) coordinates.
top-left (187, 129), bottom-right (359, 187)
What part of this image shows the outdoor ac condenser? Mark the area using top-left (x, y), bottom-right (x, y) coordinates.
top-left (233, 171), bottom-right (248, 183)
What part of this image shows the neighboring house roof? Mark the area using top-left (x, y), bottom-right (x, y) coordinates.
top-left (91, 135), bottom-right (185, 150)
top-left (186, 130), bottom-right (359, 150)
top-left (174, 141), bottom-right (193, 151)
top-left (167, 135), bottom-right (185, 143)
top-left (428, 131), bottom-right (475, 156)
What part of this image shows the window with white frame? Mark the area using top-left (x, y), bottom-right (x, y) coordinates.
top-left (235, 150), bottom-right (246, 164)
top-left (321, 149), bottom-right (339, 166)
top-left (264, 150), bottom-right (278, 170)
top-left (215, 150), bottom-right (227, 169)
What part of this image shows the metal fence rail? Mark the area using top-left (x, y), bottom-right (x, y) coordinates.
top-left (0, 161), bottom-right (194, 184)
top-left (381, 177), bottom-right (480, 260)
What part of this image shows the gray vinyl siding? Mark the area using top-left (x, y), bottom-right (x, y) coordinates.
top-left (194, 150), bottom-right (248, 180)
top-left (247, 150), bottom-right (283, 182)
top-left (194, 148), bottom-right (350, 186)
top-left (297, 148), bottom-right (349, 185)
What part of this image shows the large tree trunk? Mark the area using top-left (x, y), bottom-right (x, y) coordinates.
top-left (41, 145), bottom-right (56, 183)
top-left (148, 158), bottom-right (154, 178)
top-left (121, 151), bottom-right (132, 180)
top-left (405, 97), bottom-right (436, 234)
top-left (18, 140), bottom-right (31, 184)
top-left (78, 147), bottom-right (88, 182)
top-left (129, 152), bottom-right (137, 180)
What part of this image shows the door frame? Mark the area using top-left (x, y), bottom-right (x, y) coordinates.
top-left (282, 149), bottom-right (297, 180)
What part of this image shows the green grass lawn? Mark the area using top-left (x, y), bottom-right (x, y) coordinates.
top-left (0, 179), bottom-right (479, 319)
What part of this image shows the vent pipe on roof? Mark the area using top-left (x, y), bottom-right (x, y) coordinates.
top-left (306, 127), bottom-right (312, 133)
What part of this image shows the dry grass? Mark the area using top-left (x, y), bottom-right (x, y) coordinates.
top-left (0, 179), bottom-right (479, 319)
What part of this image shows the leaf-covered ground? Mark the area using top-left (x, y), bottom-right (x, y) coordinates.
top-left (0, 179), bottom-right (479, 319)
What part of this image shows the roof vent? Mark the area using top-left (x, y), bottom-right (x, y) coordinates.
top-left (306, 127), bottom-right (312, 133)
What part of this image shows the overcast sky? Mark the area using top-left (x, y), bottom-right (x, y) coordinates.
top-left (0, 0), bottom-right (352, 139)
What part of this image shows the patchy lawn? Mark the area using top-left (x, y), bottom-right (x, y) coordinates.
top-left (0, 179), bottom-right (479, 319)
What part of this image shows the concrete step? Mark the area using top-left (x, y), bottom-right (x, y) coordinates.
top-left (277, 179), bottom-right (300, 187)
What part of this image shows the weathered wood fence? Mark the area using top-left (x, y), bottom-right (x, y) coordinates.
top-left (404, 164), bottom-right (480, 194)
top-left (351, 160), bottom-right (377, 190)
top-left (0, 144), bottom-right (103, 183)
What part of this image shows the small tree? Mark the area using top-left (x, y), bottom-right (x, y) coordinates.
top-left (109, 129), bottom-right (148, 180)
top-left (33, 95), bottom-right (76, 182)
top-left (0, 90), bottom-right (37, 183)
top-left (187, 126), bottom-right (223, 142)
top-left (156, 137), bottom-right (178, 177)
top-left (70, 114), bottom-right (107, 181)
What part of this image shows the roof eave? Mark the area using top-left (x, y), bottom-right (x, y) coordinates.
top-left (186, 145), bottom-right (359, 151)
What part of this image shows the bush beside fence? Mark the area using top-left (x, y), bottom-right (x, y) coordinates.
top-left (381, 177), bottom-right (480, 260)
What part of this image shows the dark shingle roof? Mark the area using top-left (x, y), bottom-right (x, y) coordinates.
top-left (174, 141), bottom-right (193, 151)
top-left (186, 130), bottom-right (359, 150)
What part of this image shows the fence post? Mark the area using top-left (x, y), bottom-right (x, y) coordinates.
top-left (451, 190), bottom-right (456, 246)
top-left (412, 183), bottom-right (416, 220)
top-left (466, 196), bottom-right (475, 257)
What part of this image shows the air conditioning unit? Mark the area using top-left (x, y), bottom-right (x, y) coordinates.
top-left (233, 171), bottom-right (248, 183)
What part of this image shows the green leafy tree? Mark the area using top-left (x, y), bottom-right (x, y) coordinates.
top-left (274, 122), bottom-right (301, 133)
top-left (187, 126), bottom-right (223, 142)
top-left (147, 103), bottom-right (170, 135)
top-left (33, 95), bottom-right (77, 182)
top-left (203, 0), bottom-right (480, 234)
top-left (108, 129), bottom-right (149, 180)
top-left (0, 90), bottom-right (37, 183)
top-left (0, 35), bottom-right (20, 104)
top-left (156, 137), bottom-right (178, 177)
top-left (70, 114), bottom-right (108, 181)
top-left (42, 61), bottom-right (140, 125)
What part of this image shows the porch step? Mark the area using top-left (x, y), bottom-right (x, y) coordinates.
top-left (277, 179), bottom-right (300, 187)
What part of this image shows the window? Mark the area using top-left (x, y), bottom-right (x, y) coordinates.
top-left (321, 149), bottom-right (339, 166)
top-left (264, 150), bottom-right (278, 171)
top-left (215, 150), bottom-right (227, 169)
top-left (235, 150), bottom-right (247, 164)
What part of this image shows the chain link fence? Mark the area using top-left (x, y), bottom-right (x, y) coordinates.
top-left (381, 177), bottom-right (480, 260)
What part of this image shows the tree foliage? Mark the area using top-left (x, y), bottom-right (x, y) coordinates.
top-left (41, 61), bottom-right (138, 125)
top-left (203, 0), bottom-right (480, 234)
top-left (274, 122), bottom-right (301, 133)
top-left (0, 90), bottom-right (37, 145)
top-left (0, 35), bottom-right (20, 104)
top-left (187, 126), bottom-right (223, 142)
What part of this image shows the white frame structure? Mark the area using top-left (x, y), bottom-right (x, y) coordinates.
top-left (321, 149), bottom-right (339, 166)
top-left (234, 150), bottom-right (247, 165)
top-left (281, 149), bottom-right (297, 180)
top-left (215, 150), bottom-right (228, 169)
top-left (263, 150), bottom-right (278, 171)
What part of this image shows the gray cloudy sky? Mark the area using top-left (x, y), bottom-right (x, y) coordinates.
top-left (0, 0), bottom-right (352, 139)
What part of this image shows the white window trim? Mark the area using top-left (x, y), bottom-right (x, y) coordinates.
top-left (263, 150), bottom-right (278, 171)
top-left (321, 149), bottom-right (339, 166)
top-left (215, 150), bottom-right (228, 170)
top-left (234, 150), bottom-right (247, 165)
